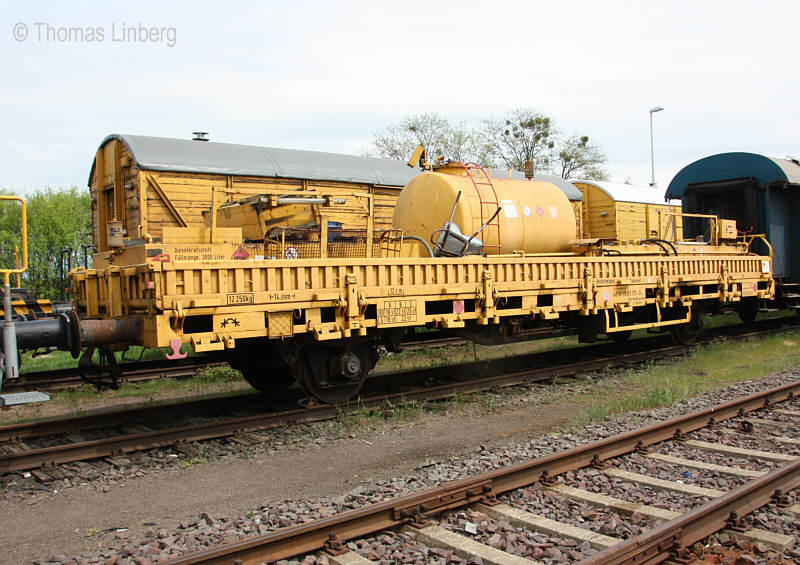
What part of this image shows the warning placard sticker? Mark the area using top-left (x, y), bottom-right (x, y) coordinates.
top-left (377, 298), bottom-right (417, 327)
top-left (500, 199), bottom-right (518, 218)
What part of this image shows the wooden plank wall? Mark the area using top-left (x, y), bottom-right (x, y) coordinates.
top-left (617, 202), bottom-right (684, 241)
top-left (131, 172), bottom-right (401, 243)
top-left (576, 182), bottom-right (684, 242)
top-left (91, 140), bottom-right (139, 250)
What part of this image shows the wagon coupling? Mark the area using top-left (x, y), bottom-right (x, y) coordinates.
top-left (2, 311), bottom-right (141, 359)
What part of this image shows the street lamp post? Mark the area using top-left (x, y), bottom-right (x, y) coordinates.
top-left (649, 106), bottom-right (664, 187)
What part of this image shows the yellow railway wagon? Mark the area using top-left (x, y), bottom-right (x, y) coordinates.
top-left (72, 161), bottom-right (774, 403)
top-left (572, 180), bottom-right (683, 241)
top-left (71, 247), bottom-right (773, 401)
top-left (69, 136), bottom-right (773, 403)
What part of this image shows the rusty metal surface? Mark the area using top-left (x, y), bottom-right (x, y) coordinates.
top-left (0, 335), bottom-right (669, 443)
top-left (78, 317), bottom-right (141, 348)
top-left (577, 457), bottom-right (800, 565)
top-left (159, 379), bottom-right (800, 565)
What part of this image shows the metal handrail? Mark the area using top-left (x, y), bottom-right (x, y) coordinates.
top-left (0, 195), bottom-right (28, 385)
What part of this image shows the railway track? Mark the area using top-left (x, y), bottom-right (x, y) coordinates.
top-left (0, 317), bottom-right (797, 476)
top-left (4, 357), bottom-right (226, 394)
top-left (157, 380), bottom-right (800, 565)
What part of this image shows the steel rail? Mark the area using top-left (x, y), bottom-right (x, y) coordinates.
top-left (577, 457), bottom-right (800, 565)
top-left (4, 358), bottom-right (225, 393)
top-left (4, 314), bottom-right (795, 396)
top-left (0, 345), bottom-right (685, 472)
top-left (158, 380), bottom-right (800, 565)
top-left (401, 336), bottom-right (467, 350)
top-left (0, 391), bottom-right (266, 443)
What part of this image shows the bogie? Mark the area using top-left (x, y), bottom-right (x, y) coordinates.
top-left (296, 342), bottom-right (377, 403)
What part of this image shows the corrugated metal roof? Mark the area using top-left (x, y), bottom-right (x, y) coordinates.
top-left (91, 134), bottom-right (583, 201)
top-left (92, 134), bottom-right (419, 187)
top-left (666, 152), bottom-right (800, 199)
top-left (571, 179), bottom-right (677, 205)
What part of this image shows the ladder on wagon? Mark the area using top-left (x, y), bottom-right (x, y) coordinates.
top-left (454, 162), bottom-right (502, 254)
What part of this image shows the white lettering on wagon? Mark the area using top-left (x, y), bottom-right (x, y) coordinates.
top-left (227, 293), bottom-right (254, 305)
top-left (377, 299), bottom-right (417, 327)
top-left (173, 246), bottom-right (227, 262)
top-left (613, 287), bottom-right (645, 299)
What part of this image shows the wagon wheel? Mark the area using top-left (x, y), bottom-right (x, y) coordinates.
top-left (229, 358), bottom-right (296, 393)
top-left (297, 343), bottom-right (376, 404)
top-left (670, 309), bottom-right (705, 346)
top-left (737, 297), bottom-right (759, 325)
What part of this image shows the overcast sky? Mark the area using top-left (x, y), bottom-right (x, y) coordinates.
top-left (1, 1), bottom-right (797, 195)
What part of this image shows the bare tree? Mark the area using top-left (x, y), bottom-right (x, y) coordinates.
top-left (367, 110), bottom-right (610, 180)
top-left (483, 108), bottom-right (554, 174)
top-left (367, 113), bottom-right (489, 164)
top-left (555, 134), bottom-right (609, 180)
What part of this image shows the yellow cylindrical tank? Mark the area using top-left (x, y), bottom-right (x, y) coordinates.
top-left (393, 167), bottom-right (576, 256)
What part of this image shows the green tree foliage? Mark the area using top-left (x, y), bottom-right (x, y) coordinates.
top-left (0, 187), bottom-right (91, 299)
top-left (554, 134), bottom-right (609, 181)
top-left (368, 108), bottom-right (609, 180)
top-left (483, 109), bottom-right (554, 174)
top-left (368, 112), bottom-right (490, 164)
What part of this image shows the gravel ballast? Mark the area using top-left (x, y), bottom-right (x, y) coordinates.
top-left (15, 369), bottom-right (800, 564)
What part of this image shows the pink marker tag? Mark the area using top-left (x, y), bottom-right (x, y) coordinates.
top-left (166, 338), bottom-right (188, 360)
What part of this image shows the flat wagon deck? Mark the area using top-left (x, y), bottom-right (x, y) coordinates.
top-left (72, 248), bottom-right (772, 350)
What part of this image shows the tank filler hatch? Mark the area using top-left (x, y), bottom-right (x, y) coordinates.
top-left (431, 191), bottom-right (501, 257)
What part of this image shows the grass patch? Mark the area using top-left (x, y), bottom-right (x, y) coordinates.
top-left (49, 364), bottom-right (244, 404)
top-left (575, 331), bottom-right (800, 424)
top-left (336, 395), bottom-right (426, 429)
top-left (20, 345), bottom-right (196, 374)
top-left (0, 365), bottom-right (249, 425)
top-left (376, 334), bottom-right (579, 374)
